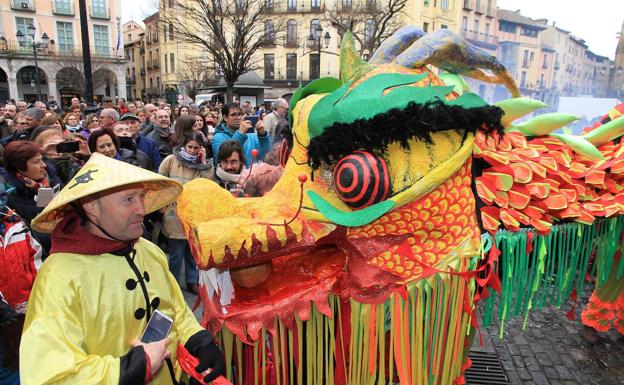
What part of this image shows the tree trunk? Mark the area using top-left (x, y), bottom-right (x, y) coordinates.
top-left (226, 82), bottom-right (235, 103)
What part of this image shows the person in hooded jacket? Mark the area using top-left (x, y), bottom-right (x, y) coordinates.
top-left (0, 175), bottom-right (42, 384)
top-left (158, 132), bottom-right (213, 294)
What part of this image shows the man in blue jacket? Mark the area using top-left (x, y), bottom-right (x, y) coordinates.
top-left (121, 113), bottom-right (161, 172)
top-left (212, 103), bottom-right (271, 167)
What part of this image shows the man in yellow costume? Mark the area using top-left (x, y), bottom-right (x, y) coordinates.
top-left (19, 153), bottom-right (224, 384)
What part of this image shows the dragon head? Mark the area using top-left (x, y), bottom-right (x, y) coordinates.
top-left (176, 26), bottom-right (517, 339)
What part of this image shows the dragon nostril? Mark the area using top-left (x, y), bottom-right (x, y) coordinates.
top-left (333, 151), bottom-right (391, 209)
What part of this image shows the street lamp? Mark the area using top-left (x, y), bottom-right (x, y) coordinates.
top-left (16, 24), bottom-right (49, 101)
top-left (306, 25), bottom-right (331, 79)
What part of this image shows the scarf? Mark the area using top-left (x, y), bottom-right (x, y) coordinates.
top-left (15, 171), bottom-right (49, 193)
top-left (156, 124), bottom-right (171, 139)
top-left (216, 165), bottom-right (248, 184)
top-left (66, 125), bottom-right (81, 133)
top-left (178, 147), bottom-right (198, 163)
top-left (50, 212), bottom-right (136, 255)
top-left (174, 147), bottom-right (213, 171)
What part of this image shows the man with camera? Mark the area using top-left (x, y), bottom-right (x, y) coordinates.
top-left (20, 154), bottom-right (225, 384)
top-left (211, 103), bottom-right (271, 167)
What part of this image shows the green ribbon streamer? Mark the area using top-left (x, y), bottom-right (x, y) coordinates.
top-left (488, 217), bottom-right (622, 331)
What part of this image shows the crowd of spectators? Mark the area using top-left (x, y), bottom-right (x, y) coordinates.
top-left (0, 95), bottom-right (289, 291)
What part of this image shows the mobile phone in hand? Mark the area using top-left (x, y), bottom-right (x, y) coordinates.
top-left (56, 141), bottom-right (80, 153)
top-left (140, 310), bottom-right (173, 343)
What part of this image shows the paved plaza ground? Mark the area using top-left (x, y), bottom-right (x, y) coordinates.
top-left (471, 289), bottom-right (624, 385)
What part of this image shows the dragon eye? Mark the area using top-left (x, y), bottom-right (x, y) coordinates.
top-left (333, 151), bottom-right (391, 209)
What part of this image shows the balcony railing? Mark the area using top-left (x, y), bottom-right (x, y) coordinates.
top-left (152, 60), bottom-right (160, 69)
top-left (147, 62), bottom-right (153, 70)
top-left (89, 6), bottom-right (109, 19)
top-left (262, 37), bottom-right (276, 47)
top-left (278, 1), bottom-right (324, 13)
top-left (52, 0), bottom-right (74, 15)
top-left (462, 0), bottom-right (472, 10)
top-left (11, 0), bottom-right (35, 11)
top-left (460, 30), bottom-right (499, 45)
top-left (0, 39), bottom-right (122, 59)
top-left (285, 38), bottom-right (298, 48)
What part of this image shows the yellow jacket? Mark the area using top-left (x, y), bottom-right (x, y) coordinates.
top-left (20, 238), bottom-right (203, 384)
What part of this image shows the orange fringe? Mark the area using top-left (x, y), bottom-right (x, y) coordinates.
top-left (582, 291), bottom-right (624, 334)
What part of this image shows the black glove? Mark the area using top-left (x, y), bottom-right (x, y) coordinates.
top-left (185, 330), bottom-right (225, 383)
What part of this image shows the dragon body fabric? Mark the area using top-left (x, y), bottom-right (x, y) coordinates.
top-left (176, 26), bottom-right (624, 385)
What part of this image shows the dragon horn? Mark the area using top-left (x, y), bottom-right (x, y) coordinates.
top-left (369, 26), bottom-right (426, 64)
top-left (340, 31), bottom-right (374, 83)
top-left (582, 115), bottom-right (624, 146)
top-left (494, 98), bottom-right (548, 128)
top-left (550, 133), bottom-right (604, 161)
top-left (393, 29), bottom-right (520, 97)
top-left (510, 113), bottom-right (581, 136)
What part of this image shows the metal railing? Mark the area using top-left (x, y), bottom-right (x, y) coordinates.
top-left (262, 37), bottom-right (276, 46)
top-left (0, 39), bottom-right (122, 59)
top-left (89, 6), bottom-right (109, 19)
top-left (52, 0), bottom-right (74, 15)
top-left (278, 1), bottom-right (324, 12)
top-left (461, 30), bottom-right (498, 45)
top-left (11, 0), bottom-right (35, 11)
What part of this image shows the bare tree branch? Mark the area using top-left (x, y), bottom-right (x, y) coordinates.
top-left (177, 57), bottom-right (217, 100)
top-left (161, 0), bottom-right (285, 102)
top-left (324, 0), bottom-right (407, 55)
top-left (53, 54), bottom-right (112, 98)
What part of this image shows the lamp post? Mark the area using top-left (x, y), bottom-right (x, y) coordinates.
top-left (16, 24), bottom-right (49, 101)
top-left (306, 25), bottom-right (331, 79)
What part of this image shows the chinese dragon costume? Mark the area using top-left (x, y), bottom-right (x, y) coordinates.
top-left (175, 26), bottom-right (624, 385)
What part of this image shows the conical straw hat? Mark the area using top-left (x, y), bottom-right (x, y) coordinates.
top-left (31, 153), bottom-right (182, 233)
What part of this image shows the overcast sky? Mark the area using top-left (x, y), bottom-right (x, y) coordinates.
top-left (122, 0), bottom-right (623, 59)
